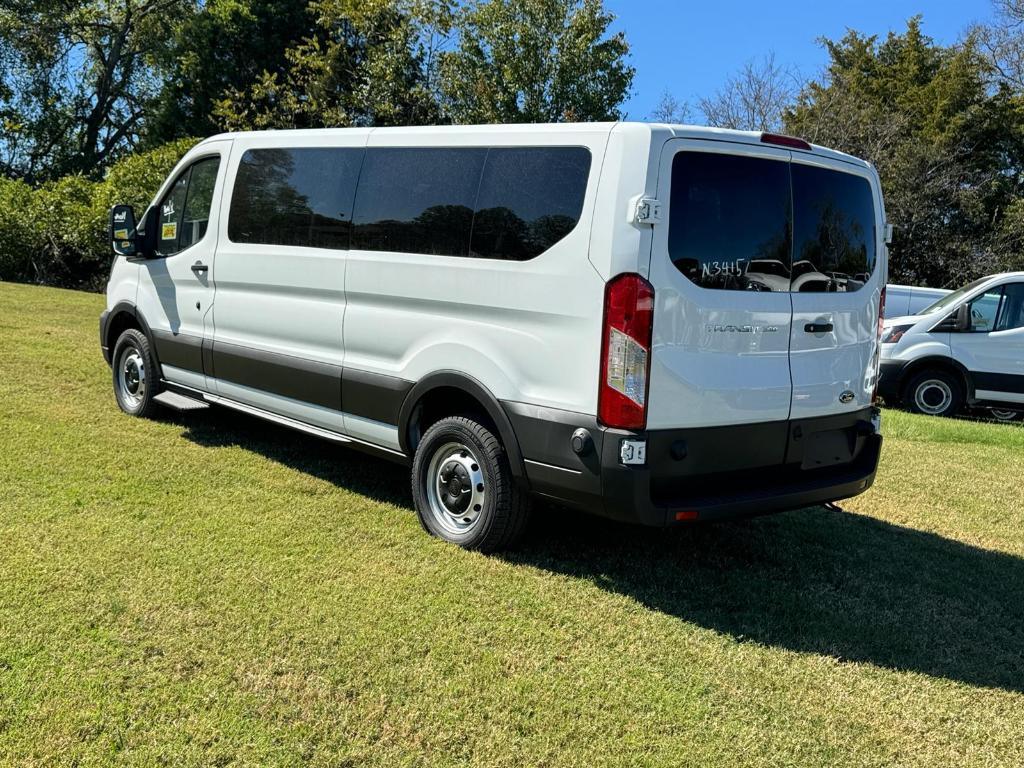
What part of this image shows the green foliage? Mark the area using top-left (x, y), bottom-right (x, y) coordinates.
top-left (438, 0), bottom-right (634, 123)
top-left (0, 0), bottom-right (192, 181)
top-left (0, 179), bottom-right (45, 283)
top-left (214, 0), bottom-right (444, 130)
top-left (785, 19), bottom-right (1024, 287)
top-left (144, 0), bottom-right (317, 144)
top-left (0, 139), bottom-right (197, 290)
top-left (212, 0), bottom-right (633, 130)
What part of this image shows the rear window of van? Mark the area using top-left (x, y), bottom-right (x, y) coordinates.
top-left (668, 152), bottom-right (876, 292)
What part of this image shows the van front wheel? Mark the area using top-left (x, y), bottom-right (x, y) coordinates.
top-left (905, 369), bottom-right (964, 418)
top-left (412, 416), bottom-right (530, 552)
top-left (112, 328), bottom-right (160, 418)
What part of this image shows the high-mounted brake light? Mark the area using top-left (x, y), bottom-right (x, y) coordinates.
top-left (599, 274), bottom-right (654, 430)
top-left (760, 132), bottom-right (812, 151)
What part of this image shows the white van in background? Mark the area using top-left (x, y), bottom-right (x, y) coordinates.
top-left (879, 272), bottom-right (1024, 420)
top-left (101, 123), bottom-right (887, 551)
top-left (885, 283), bottom-right (950, 317)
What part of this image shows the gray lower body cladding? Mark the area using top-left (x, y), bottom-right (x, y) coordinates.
top-left (502, 402), bottom-right (882, 526)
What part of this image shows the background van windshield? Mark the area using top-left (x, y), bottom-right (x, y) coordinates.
top-left (918, 277), bottom-right (989, 315)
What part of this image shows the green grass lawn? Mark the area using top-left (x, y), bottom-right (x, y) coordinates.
top-left (2, 281), bottom-right (1023, 767)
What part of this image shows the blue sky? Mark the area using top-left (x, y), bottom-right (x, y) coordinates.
top-left (605, 0), bottom-right (999, 120)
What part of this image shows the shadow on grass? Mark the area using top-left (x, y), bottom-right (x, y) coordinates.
top-left (176, 406), bottom-right (410, 507)
top-left (508, 508), bottom-right (1024, 693)
top-left (179, 406), bottom-right (1024, 693)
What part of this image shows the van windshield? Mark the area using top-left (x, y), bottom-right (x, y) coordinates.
top-left (667, 152), bottom-right (877, 292)
top-left (917, 278), bottom-right (989, 315)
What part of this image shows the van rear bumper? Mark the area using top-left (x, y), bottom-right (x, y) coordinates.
top-left (503, 403), bottom-right (882, 526)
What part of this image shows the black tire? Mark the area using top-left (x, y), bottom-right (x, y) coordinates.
top-left (411, 415), bottom-right (530, 552)
top-left (111, 328), bottom-right (161, 418)
top-left (989, 408), bottom-right (1022, 423)
top-left (903, 369), bottom-right (964, 418)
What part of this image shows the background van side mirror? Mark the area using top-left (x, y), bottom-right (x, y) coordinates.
top-left (110, 204), bottom-right (138, 257)
top-left (954, 302), bottom-right (971, 332)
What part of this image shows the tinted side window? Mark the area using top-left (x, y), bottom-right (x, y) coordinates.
top-left (792, 163), bottom-right (876, 292)
top-left (228, 148), bottom-right (362, 250)
top-left (352, 148), bottom-right (487, 257)
top-left (157, 170), bottom-right (190, 256)
top-left (180, 157), bottom-right (220, 250)
top-left (668, 152), bottom-right (792, 291)
top-left (996, 283), bottom-right (1024, 331)
top-left (470, 147), bottom-right (591, 260)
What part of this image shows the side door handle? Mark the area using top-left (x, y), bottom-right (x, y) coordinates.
top-left (191, 261), bottom-right (209, 276)
top-left (804, 322), bottom-right (834, 334)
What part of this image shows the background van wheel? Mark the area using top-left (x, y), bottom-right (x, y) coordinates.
top-left (112, 328), bottom-right (160, 418)
top-left (990, 408), bottom-right (1022, 423)
top-left (412, 415), bottom-right (530, 552)
top-left (904, 369), bottom-right (964, 418)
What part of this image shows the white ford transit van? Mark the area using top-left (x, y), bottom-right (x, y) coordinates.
top-left (101, 123), bottom-right (887, 551)
top-left (885, 283), bottom-right (950, 317)
top-left (879, 272), bottom-right (1024, 420)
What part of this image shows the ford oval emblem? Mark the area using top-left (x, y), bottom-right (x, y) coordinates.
top-left (839, 390), bottom-right (856, 404)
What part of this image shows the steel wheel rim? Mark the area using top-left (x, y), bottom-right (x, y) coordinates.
top-left (915, 379), bottom-right (952, 415)
top-left (425, 441), bottom-right (486, 536)
top-left (118, 346), bottom-right (146, 406)
top-left (991, 409), bottom-right (1019, 422)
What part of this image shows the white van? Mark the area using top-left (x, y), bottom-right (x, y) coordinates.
top-left (885, 283), bottom-right (950, 317)
top-left (879, 272), bottom-right (1024, 420)
top-left (101, 123), bottom-right (887, 551)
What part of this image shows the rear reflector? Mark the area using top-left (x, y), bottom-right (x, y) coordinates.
top-left (674, 510), bottom-right (699, 522)
top-left (598, 274), bottom-right (654, 430)
top-left (760, 132), bottom-right (812, 151)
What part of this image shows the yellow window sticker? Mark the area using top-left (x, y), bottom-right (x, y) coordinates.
top-left (161, 222), bottom-right (177, 241)
top-left (113, 228), bottom-right (129, 240)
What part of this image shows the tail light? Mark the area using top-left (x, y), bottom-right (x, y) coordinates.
top-left (599, 274), bottom-right (655, 429)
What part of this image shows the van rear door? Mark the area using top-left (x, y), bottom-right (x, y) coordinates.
top-left (787, 156), bottom-right (884, 420)
top-left (646, 139), bottom-right (885, 431)
top-left (646, 139), bottom-right (795, 429)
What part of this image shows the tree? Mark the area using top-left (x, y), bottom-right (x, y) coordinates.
top-left (976, 0), bottom-right (1024, 90)
top-left (698, 52), bottom-right (796, 132)
top-left (0, 0), bottom-right (189, 181)
top-left (437, 0), bottom-right (633, 124)
top-left (213, 0), bottom-right (444, 130)
top-left (144, 0), bottom-right (317, 144)
top-left (649, 90), bottom-right (689, 124)
top-left (785, 19), bottom-right (1024, 288)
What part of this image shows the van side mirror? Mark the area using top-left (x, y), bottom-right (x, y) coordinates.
top-left (110, 205), bottom-right (138, 257)
top-left (954, 303), bottom-right (970, 332)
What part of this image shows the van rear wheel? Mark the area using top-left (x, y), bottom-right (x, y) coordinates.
top-left (412, 416), bottom-right (530, 552)
top-left (904, 369), bottom-right (964, 418)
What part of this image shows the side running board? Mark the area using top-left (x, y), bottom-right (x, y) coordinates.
top-left (153, 390), bottom-right (210, 412)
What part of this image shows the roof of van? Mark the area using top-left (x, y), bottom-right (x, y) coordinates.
top-left (199, 121), bottom-right (872, 170)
